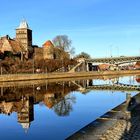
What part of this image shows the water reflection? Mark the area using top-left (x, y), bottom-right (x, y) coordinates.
top-left (0, 82), bottom-right (79, 131)
top-left (53, 94), bottom-right (76, 116)
top-left (0, 75), bottom-right (140, 139)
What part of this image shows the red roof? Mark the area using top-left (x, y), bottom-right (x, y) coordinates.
top-left (135, 62), bottom-right (140, 68)
top-left (98, 64), bottom-right (110, 70)
top-left (44, 100), bottom-right (53, 109)
top-left (136, 76), bottom-right (140, 83)
top-left (43, 40), bottom-right (54, 47)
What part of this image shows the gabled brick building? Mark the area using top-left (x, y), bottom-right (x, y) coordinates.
top-left (16, 20), bottom-right (33, 56)
top-left (0, 20), bottom-right (33, 60)
top-left (0, 20), bottom-right (69, 61)
top-left (34, 40), bottom-right (70, 60)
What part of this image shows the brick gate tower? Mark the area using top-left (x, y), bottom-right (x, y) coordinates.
top-left (16, 20), bottom-right (32, 58)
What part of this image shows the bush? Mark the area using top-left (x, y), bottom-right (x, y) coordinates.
top-left (0, 57), bottom-right (77, 74)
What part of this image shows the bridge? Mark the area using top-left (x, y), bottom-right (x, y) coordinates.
top-left (69, 56), bottom-right (140, 72)
top-left (85, 56), bottom-right (140, 64)
top-left (72, 80), bottom-right (140, 92)
top-left (86, 83), bottom-right (140, 92)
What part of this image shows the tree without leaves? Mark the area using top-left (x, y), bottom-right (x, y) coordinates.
top-left (53, 35), bottom-right (75, 56)
top-left (0, 57), bottom-right (77, 74)
top-left (53, 94), bottom-right (76, 116)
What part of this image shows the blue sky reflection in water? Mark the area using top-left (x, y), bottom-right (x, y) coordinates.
top-left (0, 76), bottom-right (139, 140)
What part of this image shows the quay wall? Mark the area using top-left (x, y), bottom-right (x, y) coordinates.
top-left (67, 93), bottom-right (140, 140)
top-left (0, 70), bottom-right (140, 82)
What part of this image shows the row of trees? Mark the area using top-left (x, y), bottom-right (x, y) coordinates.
top-left (0, 57), bottom-right (77, 74)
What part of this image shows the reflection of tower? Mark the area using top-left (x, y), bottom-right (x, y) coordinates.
top-left (86, 79), bottom-right (93, 87)
top-left (18, 96), bottom-right (34, 133)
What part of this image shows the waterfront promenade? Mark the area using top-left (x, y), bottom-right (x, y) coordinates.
top-left (0, 70), bottom-right (140, 82)
top-left (67, 93), bottom-right (140, 140)
top-left (100, 104), bottom-right (140, 140)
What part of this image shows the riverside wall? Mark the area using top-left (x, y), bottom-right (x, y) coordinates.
top-left (0, 70), bottom-right (140, 82)
top-left (67, 93), bottom-right (140, 140)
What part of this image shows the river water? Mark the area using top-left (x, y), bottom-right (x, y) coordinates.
top-left (0, 75), bottom-right (139, 140)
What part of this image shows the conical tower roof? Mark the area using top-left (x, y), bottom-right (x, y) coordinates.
top-left (20, 122), bottom-right (30, 133)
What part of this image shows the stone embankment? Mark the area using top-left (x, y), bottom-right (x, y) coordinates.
top-left (67, 93), bottom-right (140, 140)
top-left (100, 115), bottom-right (130, 140)
top-left (100, 103), bottom-right (140, 140)
top-left (0, 70), bottom-right (140, 82)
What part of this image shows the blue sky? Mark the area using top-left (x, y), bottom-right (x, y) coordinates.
top-left (0, 0), bottom-right (140, 57)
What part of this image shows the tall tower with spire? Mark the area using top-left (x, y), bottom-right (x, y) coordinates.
top-left (16, 20), bottom-right (32, 58)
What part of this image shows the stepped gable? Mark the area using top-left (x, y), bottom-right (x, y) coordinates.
top-left (9, 39), bottom-right (25, 53)
top-left (43, 40), bottom-right (54, 59)
top-left (0, 35), bottom-right (25, 54)
top-left (0, 35), bottom-right (13, 53)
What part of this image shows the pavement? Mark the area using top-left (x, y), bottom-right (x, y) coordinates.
top-left (67, 94), bottom-right (140, 140)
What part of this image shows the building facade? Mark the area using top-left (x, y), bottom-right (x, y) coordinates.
top-left (16, 20), bottom-right (33, 58)
top-left (0, 20), bottom-right (70, 61)
top-left (0, 35), bottom-right (25, 59)
top-left (34, 40), bottom-right (70, 60)
top-left (0, 20), bottom-right (33, 59)
top-left (43, 40), bottom-right (54, 59)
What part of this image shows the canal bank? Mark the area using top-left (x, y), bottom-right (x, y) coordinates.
top-left (0, 75), bottom-right (139, 140)
top-left (67, 93), bottom-right (140, 140)
top-left (0, 70), bottom-right (140, 82)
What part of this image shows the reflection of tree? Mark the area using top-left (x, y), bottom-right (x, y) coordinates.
top-left (53, 94), bottom-right (76, 116)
